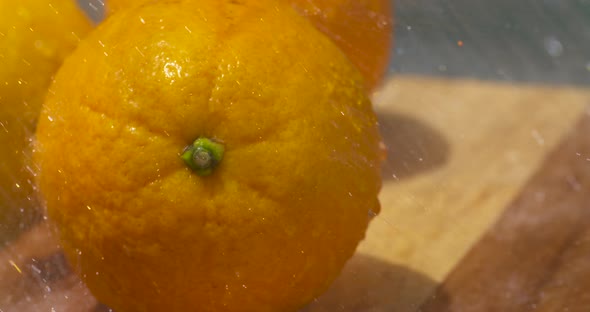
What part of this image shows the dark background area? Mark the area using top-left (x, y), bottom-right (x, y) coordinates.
top-left (392, 0), bottom-right (590, 86)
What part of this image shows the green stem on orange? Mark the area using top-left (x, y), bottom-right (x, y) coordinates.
top-left (181, 137), bottom-right (224, 176)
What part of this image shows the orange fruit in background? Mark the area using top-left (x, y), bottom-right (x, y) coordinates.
top-left (0, 0), bottom-right (93, 243)
top-left (35, 0), bottom-right (383, 311)
top-left (106, 0), bottom-right (394, 90)
top-left (289, 0), bottom-right (393, 90)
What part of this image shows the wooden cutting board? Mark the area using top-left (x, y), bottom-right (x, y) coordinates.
top-left (305, 75), bottom-right (590, 311)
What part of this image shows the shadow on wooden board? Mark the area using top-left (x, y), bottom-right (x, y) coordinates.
top-left (378, 112), bottom-right (450, 181)
top-left (304, 253), bottom-right (448, 312)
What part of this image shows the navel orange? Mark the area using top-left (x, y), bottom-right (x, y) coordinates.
top-left (35, 1), bottom-right (383, 311)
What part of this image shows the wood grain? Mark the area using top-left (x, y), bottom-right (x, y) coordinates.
top-left (356, 76), bottom-right (590, 309)
top-left (420, 111), bottom-right (590, 311)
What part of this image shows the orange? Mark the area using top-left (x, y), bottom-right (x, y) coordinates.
top-left (105, 0), bottom-right (394, 90)
top-left (0, 0), bottom-right (92, 243)
top-left (35, 1), bottom-right (383, 311)
top-left (289, 0), bottom-right (393, 90)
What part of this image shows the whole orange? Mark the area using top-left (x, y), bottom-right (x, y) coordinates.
top-left (35, 1), bottom-right (383, 311)
top-left (106, 0), bottom-right (393, 90)
top-left (0, 0), bottom-right (92, 242)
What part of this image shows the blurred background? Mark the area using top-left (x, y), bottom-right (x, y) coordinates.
top-left (391, 0), bottom-right (590, 85)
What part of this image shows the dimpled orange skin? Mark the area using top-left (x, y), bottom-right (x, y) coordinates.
top-left (106, 0), bottom-right (393, 90)
top-left (35, 1), bottom-right (382, 312)
top-left (0, 0), bottom-right (92, 242)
